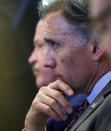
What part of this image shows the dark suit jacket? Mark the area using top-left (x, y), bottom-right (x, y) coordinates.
top-left (70, 81), bottom-right (111, 131)
top-left (46, 94), bottom-right (87, 131)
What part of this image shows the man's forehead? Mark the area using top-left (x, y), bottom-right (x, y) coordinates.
top-left (37, 12), bottom-right (74, 34)
top-left (33, 12), bottom-right (77, 45)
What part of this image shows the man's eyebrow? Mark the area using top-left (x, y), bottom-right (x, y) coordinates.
top-left (44, 38), bottom-right (56, 45)
top-left (44, 38), bottom-right (64, 45)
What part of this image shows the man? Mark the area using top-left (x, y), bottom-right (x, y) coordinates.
top-left (28, 6), bottom-right (86, 131)
top-left (24, 0), bottom-right (111, 131)
top-left (28, 43), bottom-right (56, 88)
top-left (90, 0), bottom-right (111, 57)
top-left (28, 27), bottom-right (86, 130)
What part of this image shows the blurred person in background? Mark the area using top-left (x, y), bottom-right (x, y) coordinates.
top-left (90, 0), bottom-right (111, 18)
top-left (90, 0), bottom-right (111, 57)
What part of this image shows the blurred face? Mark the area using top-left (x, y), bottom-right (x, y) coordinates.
top-left (100, 21), bottom-right (111, 57)
top-left (91, 2), bottom-right (111, 57)
top-left (90, 0), bottom-right (111, 18)
top-left (28, 21), bottom-right (56, 88)
top-left (30, 12), bottom-right (98, 94)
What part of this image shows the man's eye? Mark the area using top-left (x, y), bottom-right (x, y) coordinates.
top-left (53, 43), bottom-right (60, 49)
top-left (45, 38), bottom-right (61, 50)
top-left (36, 43), bottom-right (44, 48)
top-left (49, 41), bottom-right (60, 49)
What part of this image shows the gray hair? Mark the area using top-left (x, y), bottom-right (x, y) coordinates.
top-left (38, 0), bottom-right (92, 46)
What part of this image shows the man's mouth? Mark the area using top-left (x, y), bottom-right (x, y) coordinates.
top-left (54, 74), bottom-right (64, 81)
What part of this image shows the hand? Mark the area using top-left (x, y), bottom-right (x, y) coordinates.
top-left (25, 79), bottom-right (74, 131)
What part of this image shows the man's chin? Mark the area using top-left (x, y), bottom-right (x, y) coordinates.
top-left (35, 77), bottom-right (56, 88)
top-left (36, 79), bottom-right (46, 88)
top-left (35, 81), bottom-right (41, 89)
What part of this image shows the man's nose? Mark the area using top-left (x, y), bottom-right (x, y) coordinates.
top-left (28, 50), bottom-right (37, 64)
top-left (43, 56), bottom-right (56, 68)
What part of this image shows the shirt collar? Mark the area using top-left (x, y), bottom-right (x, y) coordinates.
top-left (87, 71), bottom-right (111, 104)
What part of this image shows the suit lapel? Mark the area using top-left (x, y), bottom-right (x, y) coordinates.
top-left (70, 81), bottom-right (111, 131)
top-left (70, 95), bottom-right (104, 131)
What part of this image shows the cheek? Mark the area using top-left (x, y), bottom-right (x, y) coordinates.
top-left (39, 69), bottom-right (55, 86)
top-left (59, 51), bottom-right (76, 70)
top-left (61, 52), bottom-right (74, 63)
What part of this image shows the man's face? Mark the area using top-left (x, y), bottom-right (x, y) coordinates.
top-left (28, 22), bottom-right (56, 88)
top-left (30, 12), bottom-right (98, 93)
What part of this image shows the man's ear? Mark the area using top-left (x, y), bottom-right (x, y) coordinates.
top-left (89, 40), bottom-right (104, 61)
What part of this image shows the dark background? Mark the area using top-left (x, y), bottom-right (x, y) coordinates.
top-left (0, 0), bottom-right (40, 130)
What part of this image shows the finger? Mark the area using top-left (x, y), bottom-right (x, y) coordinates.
top-left (42, 87), bottom-right (72, 114)
top-left (38, 93), bottom-right (67, 121)
top-left (50, 79), bottom-right (74, 96)
top-left (32, 100), bottom-right (61, 121)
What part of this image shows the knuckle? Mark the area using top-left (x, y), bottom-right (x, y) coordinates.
top-left (48, 83), bottom-right (53, 88)
top-left (31, 100), bottom-right (42, 114)
top-left (32, 100), bottom-right (38, 109)
top-left (39, 86), bottom-right (46, 92)
top-left (55, 91), bottom-right (62, 98)
top-left (56, 79), bottom-right (61, 85)
top-left (50, 99), bottom-right (56, 106)
top-left (45, 106), bottom-right (51, 113)
top-left (48, 82), bottom-right (53, 87)
top-left (52, 80), bottom-right (60, 86)
top-left (32, 98), bottom-right (40, 109)
top-left (57, 79), bottom-right (61, 83)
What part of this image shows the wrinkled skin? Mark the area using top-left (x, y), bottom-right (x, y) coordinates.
top-left (25, 12), bottom-right (105, 131)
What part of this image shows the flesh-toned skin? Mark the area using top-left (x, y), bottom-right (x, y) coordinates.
top-left (28, 29), bottom-right (56, 88)
top-left (25, 12), bottom-right (106, 131)
top-left (90, 0), bottom-right (111, 18)
top-left (90, 0), bottom-right (111, 57)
